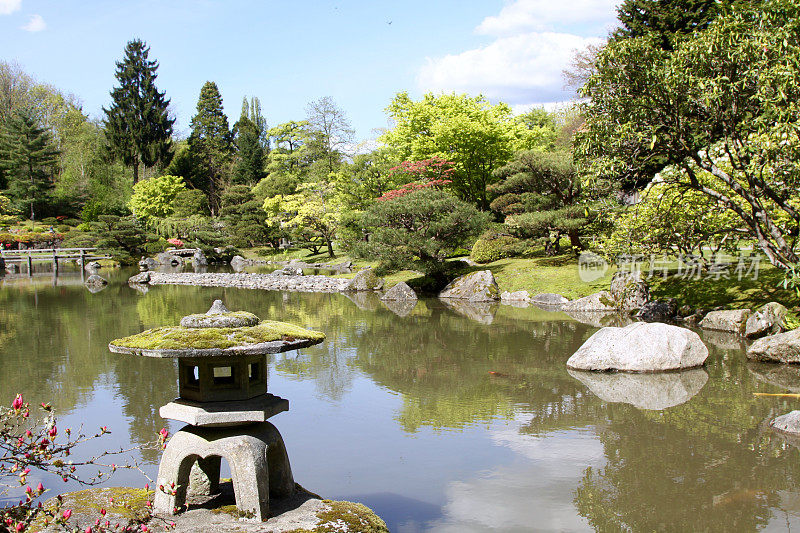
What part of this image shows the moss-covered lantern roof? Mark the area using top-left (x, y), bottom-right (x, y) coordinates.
top-left (108, 300), bottom-right (325, 358)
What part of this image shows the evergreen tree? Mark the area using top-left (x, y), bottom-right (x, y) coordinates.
top-left (232, 97), bottom-right (266, 185)
top-left (0, 110), bottom-right (59, 221)
top-left (613, 0), bottom-right (730, 50)
top-left (103, 39), bottom-right (174, 184)
top-left (188, 81), bottom-right (232, 214)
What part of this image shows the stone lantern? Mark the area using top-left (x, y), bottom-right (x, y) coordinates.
top-left (108, 300), bottom-right (325, 521)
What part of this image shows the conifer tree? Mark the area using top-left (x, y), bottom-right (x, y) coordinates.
top-left (103, 39), bottom-right (174, 184)
top-left (613, 0), bottom-right (726, 50)
top-left (0, 111), bottom-right (59, 221)
top-left (187, 81), bottom-right (232, 214)
top-left (232, 97), bottom-right (266, 185)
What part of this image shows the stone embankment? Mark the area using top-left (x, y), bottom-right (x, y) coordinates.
top-left (130, 271), bottom-right (350, 293)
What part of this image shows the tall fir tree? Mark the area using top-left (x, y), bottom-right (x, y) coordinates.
top-left (232, 96), bottom-right (267, 185)
top-left (0, 110), bottom-right (59, 221)
top-left (103, 39), bottom-right (174, 185)
top-left (188, 81), bottom-right (232, 214)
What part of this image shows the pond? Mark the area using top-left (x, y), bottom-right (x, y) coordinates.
top-left (2, 268), bottom-right (800, 531)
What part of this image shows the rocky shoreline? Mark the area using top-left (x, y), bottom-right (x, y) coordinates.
top-left (130, 271), bottom-right (350, 293)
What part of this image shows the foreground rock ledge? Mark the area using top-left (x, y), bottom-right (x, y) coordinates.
top-left (567, 322), bottom-right (709, 372)
top-left (38, 486), bottom-right (388, 533)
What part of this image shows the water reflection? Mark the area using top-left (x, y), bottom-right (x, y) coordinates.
top-left (568, 368), bottom-right (709, 410)
top-left (2, 272), bottom-right (800, 531)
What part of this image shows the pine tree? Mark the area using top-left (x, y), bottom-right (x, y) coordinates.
top-left (103, 39), bottom-right (174, 184)
top-left (187, 81), bottom-right (232, 214)
top-left (232, 97), bottom-right (266, 185)
top-left (0, 111), bottom-right (59, 221)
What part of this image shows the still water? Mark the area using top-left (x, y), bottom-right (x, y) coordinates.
top-left (2, 268), bottom-right (800, 532)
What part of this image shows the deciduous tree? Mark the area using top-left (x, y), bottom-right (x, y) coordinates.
top-left (578, 0), bottom-right (800, 270)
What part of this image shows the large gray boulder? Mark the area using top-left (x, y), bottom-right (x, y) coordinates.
top-left (567, 322), bottom-right (708, 372)
top-left (344, 268), bottom-right (384, 291)
top-left (609, 271), bottom-right (650, 311)
top-left (699, 309), bottom-right (752, 334)
top-left (747, 328), bottom-right (800, 363)
top-left (569, 367), bottom-right (708, 410)
top-left (438, 270), bottom-right (499, 302)
top-left (745, 302), bottom-right (788, 339)
top-left (562, 291), bottom-right (616, 312)
top-left (381, 281), bottom-right (417, 301)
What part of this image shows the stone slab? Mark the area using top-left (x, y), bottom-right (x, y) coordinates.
top-left (160, 394), bottom-right (289, 427)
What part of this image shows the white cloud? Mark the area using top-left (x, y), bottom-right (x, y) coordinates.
top-left (418, 32), bottom-right (603, 105)
top-left (0, 0), bottom-right (21, 16)
top-left (21, 13), bottom-right (45, 32)
top-left (416, 0), bottom-right (619, 107)
top-left (476, 0), bottom-right (620, 36)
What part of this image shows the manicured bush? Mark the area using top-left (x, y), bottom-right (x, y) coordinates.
top-left (56, 224), bottom-right (71, 233)
top-left (41, 217), bottom-right (58, 225)
top-left (470, 231), bottom-right (524, 263)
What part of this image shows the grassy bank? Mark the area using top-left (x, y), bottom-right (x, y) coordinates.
top-left (240, 245), bottom-right (800, 311)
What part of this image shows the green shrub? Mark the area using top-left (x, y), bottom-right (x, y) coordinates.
top-left (56, 224), bottom-right (71, 233)
top-left (64, 218), bottom-right (81, 226)
top-left (75, 222), bottom-right (92, 232)
top-left (41, 217), bottom-right (58, 225)
top-left (255, 247), bottom-right (279, 257)
top-left (470, 231), bottom-right (524, 263)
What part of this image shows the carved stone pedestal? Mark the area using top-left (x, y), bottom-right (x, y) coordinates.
top-left (153, 422), bottom-right (294, 521)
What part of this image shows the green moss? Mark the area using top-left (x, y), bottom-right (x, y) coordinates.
top-left (111, 321), bottom-right (325, 350)
top-left (31, 487), bottom-right (152, 531)
top-left (210, 505), bottom-right (255, 519)
top-left (283, 500), bottom-right (389, 533)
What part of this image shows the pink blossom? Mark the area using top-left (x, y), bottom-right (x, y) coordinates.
top-left (62, 509), bottom-right (72, 520)
top-left (48, 426), bottom-right (57, 438)
top-left (36, 483), bottom-right (44, 493)
top-left (12, 394), bottom-right (23, 410)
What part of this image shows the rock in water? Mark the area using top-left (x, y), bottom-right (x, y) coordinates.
top-left (344, 268), bottom-right (385, 291)
top-left (530, 293), bottom-right (569, 306)
top-left (609, 271), bottom-right (650, 310)
top-left (747, 328), bottom-right (800, 363)
top-left (562, 291), bottom-right (616, 312)
top-left (566, 322), bottom-right (709, 372)
top-left (500, 290), bottom-right (530, 302)
top-left (85, 274), bottom-right (108, 286)
top-left (192, 249), bottom-right (208, 267)
top-left (745, 302), bottom-right (787, 339)
top-left (438, 270), bottom-right (499, 302)
top-left (568, 367), bottom-right (708, 410)
top-left (381, 281), bottom-right (417, 301)
top-left (636, 299), bottom-right (678, 323)
top-left (699, 309), bottom-right (752, 335)
top-left (771, 411), bottom-right (800, 436)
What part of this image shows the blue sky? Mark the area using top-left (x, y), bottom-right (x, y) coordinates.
top-left (0, 0), bottom-right (620, 142)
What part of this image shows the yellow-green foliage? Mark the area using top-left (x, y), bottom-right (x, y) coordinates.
top-left (470, 232), bottom-right (523, 263)
top-left (31, 488), bottom-right (152, 531)
top-left (111, 321), bottom-right (325, 350)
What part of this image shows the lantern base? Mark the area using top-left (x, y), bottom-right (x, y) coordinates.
top-left (153, 422), bottom-right (294, 522)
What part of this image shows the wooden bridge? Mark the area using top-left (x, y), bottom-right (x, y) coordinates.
top-left (1, 248), bottom-right (111, 275)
